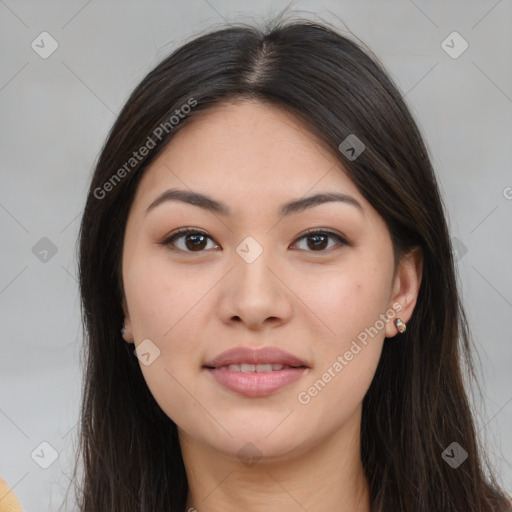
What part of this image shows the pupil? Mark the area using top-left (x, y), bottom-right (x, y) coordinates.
top-left (186, 234), bottom-right (206, 251)
top-left (309, 234), bottom-right (327, 250)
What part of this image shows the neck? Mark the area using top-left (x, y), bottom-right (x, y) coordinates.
top-left (179, 410), bottom-right (370, 512)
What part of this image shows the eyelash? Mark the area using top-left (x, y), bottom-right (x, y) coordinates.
top-left (160, 227), bottom-right (348, 254)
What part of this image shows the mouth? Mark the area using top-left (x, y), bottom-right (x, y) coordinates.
top-left (203, 345), bottom-right (309, 370)
top-left (203, 363), bottom-right (307, 372)
top-left (202, 346), bottom-right (309, 397)
top-left (203, 365), bottom-right (308, 397)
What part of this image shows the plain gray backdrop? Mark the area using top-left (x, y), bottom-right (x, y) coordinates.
top-left (1, 1), bottom-right (511, 510)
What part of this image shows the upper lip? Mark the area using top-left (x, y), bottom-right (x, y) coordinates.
top-left (203, 346), bottom-right (309, 368)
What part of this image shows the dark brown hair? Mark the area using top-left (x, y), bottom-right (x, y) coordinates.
top-left (71, 14), bottom-right (511, 512)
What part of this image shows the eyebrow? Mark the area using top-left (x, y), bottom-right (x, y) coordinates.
top-left (145, 188), bottom-right (363, 218)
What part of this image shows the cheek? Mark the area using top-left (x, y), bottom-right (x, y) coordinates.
top-left (125, 253), bottom-right (209, 341)
top-left (298, 262), bottom-right (391, 348)
top-left (294, 263), bottom-right (390, 408)
top-left (124, 257), bottom-right (209, 422)
top-left (123, 257), bottom-right (211, 423)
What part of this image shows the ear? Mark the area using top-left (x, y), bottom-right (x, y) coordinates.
top-left (385, 246), bottom-right (423, 338)
top-left (121, 295), bottom-right (134, 344)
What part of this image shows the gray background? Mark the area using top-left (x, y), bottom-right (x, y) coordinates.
top-left (1, 1), bottom-right (511, 510)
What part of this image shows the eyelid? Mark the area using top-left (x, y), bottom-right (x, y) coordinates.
top-left (294, 228), bottom-right (348, 246)
top-left (161, 227), bottom-right (217, 251)
top-left (164, 226), bottom-right (209, 239)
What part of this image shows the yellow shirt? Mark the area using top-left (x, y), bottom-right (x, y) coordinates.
top-left (0, 477), bottom-right (23, 512)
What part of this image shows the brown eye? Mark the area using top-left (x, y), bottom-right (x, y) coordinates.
top-left (162, 228), bottom-right (218, 253)
top-left (291, 230), bottom-right (347, 252)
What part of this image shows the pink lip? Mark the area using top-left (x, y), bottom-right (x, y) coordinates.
top-left (203, 346), bottom-right (309, 368)
top-left (202, 346), bottom-right (309, 397)
top-left (205, 367), bottom-right (307, 397)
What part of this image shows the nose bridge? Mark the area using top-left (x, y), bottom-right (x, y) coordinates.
top-left (217, 235), bottom-right (292, 327)
top-left (233, 235), bottom-right (278, 295)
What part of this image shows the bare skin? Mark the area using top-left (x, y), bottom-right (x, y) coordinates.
top-left (120, 99), bottom-right (423, 512)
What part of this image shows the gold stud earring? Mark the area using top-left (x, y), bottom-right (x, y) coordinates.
top-left (394, 318), bottom-right (406, 333)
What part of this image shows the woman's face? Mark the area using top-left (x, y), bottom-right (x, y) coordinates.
top-left (121, 99), bottom-right (421, 461)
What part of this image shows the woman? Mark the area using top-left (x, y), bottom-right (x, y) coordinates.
top-left (71, 15), bottom-right (511, 512)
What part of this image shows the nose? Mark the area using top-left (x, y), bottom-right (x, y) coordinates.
top-left (216, 247), bottom-right (293, 331)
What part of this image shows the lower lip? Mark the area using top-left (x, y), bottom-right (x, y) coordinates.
top-left (204, 367), bottom-right (308, 397)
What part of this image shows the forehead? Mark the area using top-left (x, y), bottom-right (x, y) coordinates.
top-left (131, 99), bottom-right (368, 216)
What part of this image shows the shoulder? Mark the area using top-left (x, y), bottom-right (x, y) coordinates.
top-left (0, 475), bottom-right (24, 511)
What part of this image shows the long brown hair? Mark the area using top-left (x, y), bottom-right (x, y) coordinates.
top-left (71, 14), bottom-right (511, 512)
